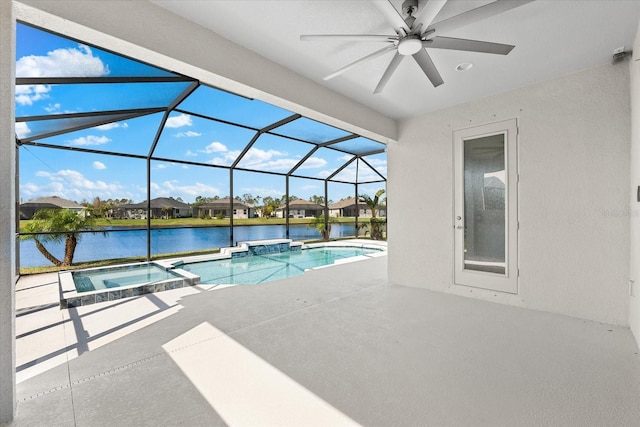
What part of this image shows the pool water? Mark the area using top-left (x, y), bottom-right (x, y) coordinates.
top-left (72, 264), bottom-right (182, 292)
top-left (181, 246), bottom-right (378, 285)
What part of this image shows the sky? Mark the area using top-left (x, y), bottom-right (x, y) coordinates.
top-left (16, 23), bottom-right (387, 205)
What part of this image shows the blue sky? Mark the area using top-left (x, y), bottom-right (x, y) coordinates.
top-left (16, 23), bottom-right (386, 205)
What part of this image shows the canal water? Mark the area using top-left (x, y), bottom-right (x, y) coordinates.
top-left (19, 223), bottom-right (359, 267)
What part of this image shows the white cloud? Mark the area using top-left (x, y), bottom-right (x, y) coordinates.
top-left (201, 141), bottom-right (227, 153)
top-left (247, 158), bottom-right (298, 171)
top-left (16, 44), bottom-right (109, 106)
top-left (176, 130), bottom-right (201, 138)
top-left (26, 169), bottom-right (123, 200)
top-left (328, 163), bottom-right (385, 182)
top-left (298, 157), bottom-right (327, 169)
top-left (318, 157), bottom-right (386, 180)
top-left (243, 155), bottom-right (327, 172)
top-left (185, 150), bottom-right (198, 157)
top-left (15, 84), bottom-right (51, 106)
top-left (96, 122), bottom-right (128, 131)
top-left (242, 148), bottom-right (286, 165)
top-left (15, 122), bottom-right (31, 138)
top-left (373, 165), bottom-right (387, 175)
top-left (155, 164), bottom-right (168, 169)
top-left (364, 158), bottom-right (387, 166)
top-left (44, 103), bottom-right (61, 113)
top-left (16, 44), bottom-right (109, 78)
top-left (240, 187), bottom-right (284, 197)
top-left (151, 180), bottom-right (222, 199)
top-left (92, 161), bottom-right (106, 170)
top-left (209, 149), bottom-right (240, 166)
top-left (165, 113), bottom-right (192, 128)
top-left (66, 135), bottom-right (111, 146)
top-left (209, 147), bottom-right (327, 172)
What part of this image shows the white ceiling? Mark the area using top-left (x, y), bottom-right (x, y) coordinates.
top-left (151, 0), bottom-right (640, 120)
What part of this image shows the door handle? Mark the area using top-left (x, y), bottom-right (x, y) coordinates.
top-left (456, 225), bottom-right (464, 229)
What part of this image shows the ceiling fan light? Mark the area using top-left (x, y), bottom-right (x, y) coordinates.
top-left (398, 37), bottom-right (423, 56)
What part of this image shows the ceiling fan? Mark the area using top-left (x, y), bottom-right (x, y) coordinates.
top-left (300, 0), bottom-right (534, 93)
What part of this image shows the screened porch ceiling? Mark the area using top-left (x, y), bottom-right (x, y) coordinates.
top-left (14, 22), bottom-right (386, 187)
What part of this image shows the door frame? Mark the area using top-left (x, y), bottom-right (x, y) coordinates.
top-left (453, 119), bottom-right (519, 294)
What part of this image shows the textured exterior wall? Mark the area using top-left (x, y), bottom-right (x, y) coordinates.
top-left (0, 0), bottom-right (16, 422)
top-left (629, 21), bottom-right (640, 346)
top-left (389, 64), bottom-right (631, 325)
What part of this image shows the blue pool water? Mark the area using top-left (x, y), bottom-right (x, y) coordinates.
top-left (72, 264), bottom-right (182, 293)
top-left (181, 247), bottom-right (379, 285)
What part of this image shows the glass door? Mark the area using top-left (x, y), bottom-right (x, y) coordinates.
top-left (454, 119), bottom-right (518, 293)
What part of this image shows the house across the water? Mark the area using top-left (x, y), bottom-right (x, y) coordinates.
top-left (19, 196), bottom-right (85, 220)
top-left (114, 197), bottom-right (192, 219)
top-left (192, 198), bottom-right (256, 219)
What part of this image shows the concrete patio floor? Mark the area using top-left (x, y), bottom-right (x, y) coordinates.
top-left (10, 253), bottom-right (640, 426)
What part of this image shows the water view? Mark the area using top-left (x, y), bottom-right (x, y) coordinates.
top-left (19, 224), bottom-right (359, 267)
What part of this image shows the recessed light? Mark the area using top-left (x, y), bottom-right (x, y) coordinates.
top-left (456, 62), bottom-right (473, 71)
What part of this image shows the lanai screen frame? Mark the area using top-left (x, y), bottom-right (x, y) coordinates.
top-left (14, 22), bottom-right (386, 265)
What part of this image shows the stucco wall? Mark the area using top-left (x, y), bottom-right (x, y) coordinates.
top-left (389, 63), bottom-right (631, 325)
top-left (629, 21), bottom-right (640, 345)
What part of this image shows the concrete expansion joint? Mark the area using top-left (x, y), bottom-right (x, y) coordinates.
top-left (19, 352), bottom-right (170, 403)
top-left (18, 384), bottom-right (70, 403)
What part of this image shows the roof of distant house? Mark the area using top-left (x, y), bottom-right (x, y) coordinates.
top-left (277, 199), bottom-right (324, 210)
top-left (329, 197), bottom-right (363, 209)
top-left (329, 197), bottom-right (386, 209)
top-left (195, 198), bottom-right (252, 209)
top-left (120, 197), bottom-right (191, 209)
top-left (21, 196), bottom-right (84, 209)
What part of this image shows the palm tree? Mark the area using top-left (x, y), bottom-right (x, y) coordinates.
top-left (359, 189), bottom-right (385, 218)
top-left (308, 214), bottom-right (336, 241)
top-left (359, 189), bottom-right (386, 240)
top-left (20, 208), bottom-right (104, 267)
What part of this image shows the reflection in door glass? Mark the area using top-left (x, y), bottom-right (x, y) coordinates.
top-left (464, 134), bottom-right (506, 275)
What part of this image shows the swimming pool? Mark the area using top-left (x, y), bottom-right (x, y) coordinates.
top-left (181, 246), bottom-right (379, 285)
top-left (59, 262), bottom-right (196, 308)
top-left (72, 264), bottom-right (183, 292)
top-left (58, 239), bottom-right (386, 308)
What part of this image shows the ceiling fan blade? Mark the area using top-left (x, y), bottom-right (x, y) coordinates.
top-left (413, 49), bottom-right (444, 87)
top-left (426, 0), bottom-right (535, 38)
top-left (301, 34), bottom-right (398, 42)
top-left (372, 0), bottom-right (410, 35)
top-left (412, 0), bottom-right (447, 34)
top-left (323, 44), bottom-right (396, 80)
top-left (425, 36), bottom-right (515, 55)
top-left (374, 53), bottom-right (404, 94)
